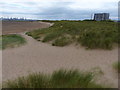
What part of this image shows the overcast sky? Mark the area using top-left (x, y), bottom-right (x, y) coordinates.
top-left (0, 0), bottom-right (119, 20)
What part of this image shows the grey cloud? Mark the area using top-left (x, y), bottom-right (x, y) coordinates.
top-left (34, 4), bottom-right (117, 20)
top-left (1, 1), bottom-right (118, 20)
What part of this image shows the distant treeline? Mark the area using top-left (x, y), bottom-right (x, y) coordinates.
top-left (39, 19), bottom-right (116, 22)
top-left (0, 18), bottom-right (118, 22)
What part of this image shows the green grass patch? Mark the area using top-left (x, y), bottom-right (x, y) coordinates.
top-left (3, 69), bottom-right (106, 88)
top-left (0, 36), bottom-right (2, 49)
top-left (1, 34), bottom-right (26, 49)
top-left (78, 29), bottom-right (117, 49)
top-left (113, 62), bottom-right (120, 72)
top-left (52, 36), bottom-right (72, 47)
top-left (42, 31), bottom-right (62, 42)
top-left (26, 21), bottom-right (118, 49)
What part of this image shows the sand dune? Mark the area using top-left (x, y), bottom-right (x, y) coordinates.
top-left (1, 21), bottom-right (118, 87)
top-left (2, 33), bottom-right (118, 87)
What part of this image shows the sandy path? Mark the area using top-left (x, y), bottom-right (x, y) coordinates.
top-left (2, 32), bottom-right (118, 87)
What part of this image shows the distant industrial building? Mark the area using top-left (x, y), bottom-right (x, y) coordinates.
top-left (93, 13), bottom-right (109, 21)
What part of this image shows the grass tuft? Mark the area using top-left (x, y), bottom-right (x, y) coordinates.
top-left (113, 62), bottom-right (120, 72)
top-left (52, 36), bottom-right (71, 47)
top-left (1, 34), bottom-right (26, 49)
top-left (3, 69), bottom-right (106, 88)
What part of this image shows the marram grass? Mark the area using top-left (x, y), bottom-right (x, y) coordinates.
top-left (3, 69), bottom-right (106, 88)
top-left (113, 62), bottom-right (120, 72)
top-left (26, 21), bottom-right (118, 50)
top-left (1, 34), bottom-right (26, 49)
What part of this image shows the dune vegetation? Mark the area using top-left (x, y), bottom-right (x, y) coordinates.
top-left (113, 62), bottom-right (120, 72)
top-left (1, 34), bottom-right (26, 49)
top-left (26, 20), bottom-right (118, 50)
top-left (3, 69), bottom-right (107, 88)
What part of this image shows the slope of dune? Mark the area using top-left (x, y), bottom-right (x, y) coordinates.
top-left (2, 33), bottom-right (118, 87)
top-left (2, 21), bottom-right (118, 88)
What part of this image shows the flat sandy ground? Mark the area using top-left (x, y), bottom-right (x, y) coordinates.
top-left (2, 21), bottom-right (52, 34)
top-left (2, 21), bottom-right (118, 88)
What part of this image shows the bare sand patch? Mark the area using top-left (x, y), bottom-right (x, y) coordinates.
top-left (2, 21), bottom-right (52, 35)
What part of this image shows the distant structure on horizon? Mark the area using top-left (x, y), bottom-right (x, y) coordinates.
top-left (93, 13), bottom-right (110, 21)
top-left (0, 17), bottom-right (37, 21)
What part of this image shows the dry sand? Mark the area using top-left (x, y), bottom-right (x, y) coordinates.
top-left (2, 21), bottom-right (52, 34)
top-left (1, 21), bottom-right (118, 88)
